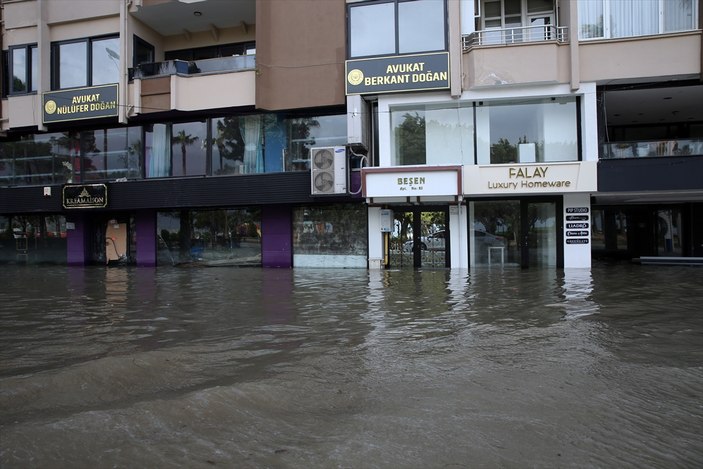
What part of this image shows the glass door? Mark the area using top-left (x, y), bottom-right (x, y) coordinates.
top-left (389, 208), bottom-right (449, 269)
top-left (656, 208), bottom-right (683, 256)
top-left (470, 198), bottom-right (561, 268)
top-left (523, 200), bottom-right (557, 267)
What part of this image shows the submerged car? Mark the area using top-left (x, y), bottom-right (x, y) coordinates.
top-left (404, 230), bottom-right (506, 251)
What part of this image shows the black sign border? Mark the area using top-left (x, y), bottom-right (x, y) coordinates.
top-left (62, 183), bottom-right (109, 210)
top-left (43, 84), bottom-right (119, 124)
top-left (345, 52), bottom-right (450, 96)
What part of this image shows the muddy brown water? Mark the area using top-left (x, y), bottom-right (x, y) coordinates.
top-left (1, 263), bottom-right (702, 468)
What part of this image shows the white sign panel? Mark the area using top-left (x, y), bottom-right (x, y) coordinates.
top-left (464, 161), bottom-right (597, 195)
top-left (364, 168), bottom-right (460, 198)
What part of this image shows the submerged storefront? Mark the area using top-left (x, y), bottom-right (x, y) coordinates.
top-left (362, 161), bottom-right (597, 269)
top-left (0, 82), bottom-right (366, 268)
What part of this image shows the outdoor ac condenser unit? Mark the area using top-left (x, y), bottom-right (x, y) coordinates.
top-left (310, 146), bottom-right (347, 195)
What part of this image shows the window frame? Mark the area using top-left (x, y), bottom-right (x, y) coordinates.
top-left (8, 44), bottom-right (38, 95)
top-left (347, 0), bottom-right (448, 59)
top-left (51, 35), bottom-right (119, 90)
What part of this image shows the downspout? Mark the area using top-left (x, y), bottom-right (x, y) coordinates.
top-left (119, 0), bottom-right (131, 124)
top-left (37, 0), bottom-right (49, 131)
top-left (448, 0), bottom-right (462, 98)
top-left (569, 0), bottom-right (580, 91)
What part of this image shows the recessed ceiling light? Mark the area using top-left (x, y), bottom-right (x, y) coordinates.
top-left (194, 11), bottom-right (202, 16)
top-left (663, 96), bottom-right (672, 100)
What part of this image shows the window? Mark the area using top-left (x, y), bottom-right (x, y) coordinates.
top-left (52, 36), bottom-right (119, 89)
top-left (391, 103), bottom-right (474, 166)
top-left (133, 36), bottom-right (155, 68)
top-left (579, 0), bottom-right (697, 40)
top-left (293, 204), bottom-right (368, 267)
top-left (476, 97), bottom-right (579, 164)
top-left (349, 0), bottom-right (447, 58)
top-left (145, 122), bottom-right (209, 178)
top-left (165, 42), bottom-right (256, 61)
top-left (9, 44), bottom-right (38, 94)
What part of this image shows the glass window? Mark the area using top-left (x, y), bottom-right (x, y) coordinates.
top-left (579, 0), bottom-right (696, 39)
top-left (350, 2), bottom-right (395, 57)
top-left (157, 208), bottom-right (261, 266)
top-left (476, 97), bottom-right (578, 164)
top-left (53, 36), bottom-right (119, 89)
top-left (293, 204), bottom-right (368, 267)
top-left (211, 116), bottom-right (246, 175)
top-left (391, 103), bottom-right (474, 166)
top-left (349, 0), bottom-right (446, 58)
top-left (398, 0), bottom-right (446, 54)
top-left (171, 121), bottom-right (207, 177)
top-left (58, 42), bottom-right (87, 89)
top-left (284, 114), bottom-right (346, 171)
top-left (145, 123), bottom-right (171, 178)
top-left (9, 45), bottom-right (37, 94)
top-left (92, 37), bottom-right (120, 86)
top-left (80, 128), bottom-right (142, 181)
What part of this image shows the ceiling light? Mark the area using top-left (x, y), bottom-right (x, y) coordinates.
top-left (194, 11), bottom-right (202, 16)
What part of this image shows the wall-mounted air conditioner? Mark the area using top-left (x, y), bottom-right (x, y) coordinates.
top-left (310, 146), bottom-right (347, 195)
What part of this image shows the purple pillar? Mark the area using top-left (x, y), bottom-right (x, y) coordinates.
top-left (66, 215), bottom-right (87, 266)
top-left (261, 205), bottom-right (292, 268)
top-left (136, 210), bottom-right (157, 267)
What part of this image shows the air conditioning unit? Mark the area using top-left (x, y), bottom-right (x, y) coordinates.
top-left (310, 146), bottom-right (347, 195)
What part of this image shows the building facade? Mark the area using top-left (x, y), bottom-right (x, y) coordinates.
top-left (350, 0), bottom-right (702, 269)
top-left (0, 0), bottom-right (367, 268)
top-left (1, 0), bottom-right (701, 270)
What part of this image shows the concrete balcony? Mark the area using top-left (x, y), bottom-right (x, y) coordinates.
top-left (462, 26), bottom-right (570, 89)
top-left (130, 57), bottom-right (256, 114)
top-left (580, 31), bottom-right (701, 83)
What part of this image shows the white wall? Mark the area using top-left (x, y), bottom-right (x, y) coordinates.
top-left (563, 193), bottom-right (592, 269)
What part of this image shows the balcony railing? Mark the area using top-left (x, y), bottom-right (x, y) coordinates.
top-left (601, 139), bottom-right (703, 159)
top-left (131, 56), bottom-right (256, 79)
top-left (462, 25), bottom-right (568, 51)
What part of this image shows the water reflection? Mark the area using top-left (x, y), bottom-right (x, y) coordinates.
top-left (1, 264), bottom-right (702, 468)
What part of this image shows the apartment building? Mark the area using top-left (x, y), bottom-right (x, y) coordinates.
top-left (0, 0), bottom-right (367, 267)
top-left (1, 0), bottom-right (701, 270)
top-left (352, 0), bottom-right (702, 269)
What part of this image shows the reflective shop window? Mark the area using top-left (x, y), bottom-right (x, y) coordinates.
top-left (292, 204), bottom-right (368, 257)
top-left (146, 122), bottom-right (208, 178)
top-left (476, 97), bottom-right (579, 164)
top-left (157, 209), bottom-right (261, 266)
top-left (391, 103), bottom-right (474, 166)
top-left (80, 128), bottom-right (142, 181)
top-left (349, 0), bottom-right (447, 58)
top-left (0, 215), bottom-right (67, 265)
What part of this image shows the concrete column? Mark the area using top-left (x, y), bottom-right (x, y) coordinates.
top-left (261, 205), bottom-right (292, 268)
top-left (135, 210), bottom-right (157, 267)
top-left (368, 206), bottom-right (384, 269)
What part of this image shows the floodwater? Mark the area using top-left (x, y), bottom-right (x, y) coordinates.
top-left (0, 263), bottom-right (702, 468)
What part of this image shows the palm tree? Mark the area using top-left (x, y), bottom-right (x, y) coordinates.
top-left (172, 130), bottom-right (198, 176)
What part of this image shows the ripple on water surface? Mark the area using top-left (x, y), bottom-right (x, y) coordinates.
top-left (0, 264), bottom-right (702, 468)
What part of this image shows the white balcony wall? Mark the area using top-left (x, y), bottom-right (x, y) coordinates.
top-left (171, 71), bottom-right (256, 111)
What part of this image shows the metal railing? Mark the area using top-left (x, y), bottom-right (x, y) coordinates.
top-left (130, 55), bottom-right (256, 79)
top-left (462, 25), bottom-right (568, 51)
top-left (601, 139), bottom-right (703, 159)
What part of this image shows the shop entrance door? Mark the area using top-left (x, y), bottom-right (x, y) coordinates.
top-left (88, 215), bottom-right (134, 265)
top-left (470, 198), bottom-right (562, 268)
top-left (390, 208), bottom-right (449, 269)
